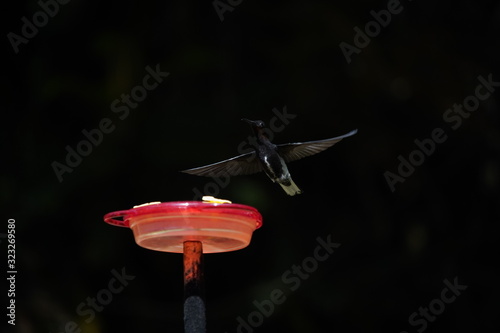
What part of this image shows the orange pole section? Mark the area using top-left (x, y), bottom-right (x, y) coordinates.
top-left (183, 241), bottom-right (205, 333)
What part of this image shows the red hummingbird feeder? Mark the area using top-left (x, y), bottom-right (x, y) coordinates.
top-left (103, 197), bottom-right (263, 333)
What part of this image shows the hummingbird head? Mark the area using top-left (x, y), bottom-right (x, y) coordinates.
top-left (241, 118), bottom-right (266, 129)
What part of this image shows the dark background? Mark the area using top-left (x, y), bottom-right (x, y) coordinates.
top-left (2, 0), bottom-right (499, 332)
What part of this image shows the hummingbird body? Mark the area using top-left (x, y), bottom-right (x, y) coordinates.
top-left (252, 126), bottom-right (302, 195)
top-left (182, 119), bottom-right (357, 196)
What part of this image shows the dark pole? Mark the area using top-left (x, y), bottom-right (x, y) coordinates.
top-left (183, 241), bottom-right (206, 333)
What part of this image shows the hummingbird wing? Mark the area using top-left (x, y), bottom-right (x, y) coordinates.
top-left (181, 152), bottom-right (263, 177)
top-left (277, 129), bottom-right (357, 163)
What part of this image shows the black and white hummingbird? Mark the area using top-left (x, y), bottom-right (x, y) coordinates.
top-left (182, 119), bottom-right (357, 196)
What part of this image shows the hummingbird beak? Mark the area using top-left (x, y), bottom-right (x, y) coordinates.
top-left (241, 118), bottom-right (254, 125)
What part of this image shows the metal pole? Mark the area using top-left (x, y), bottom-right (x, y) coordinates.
top-left (183, 241), bottom-right (206, 333)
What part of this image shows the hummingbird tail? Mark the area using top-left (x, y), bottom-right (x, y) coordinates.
top-left (279, 178), bottom-right (303, 196)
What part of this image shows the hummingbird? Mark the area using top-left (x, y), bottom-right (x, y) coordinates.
top-left (181, 119), bottom-right (357, 196)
